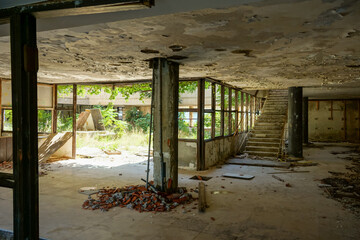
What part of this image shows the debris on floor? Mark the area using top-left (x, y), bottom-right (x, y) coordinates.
top-left (189, 175), bottom-right (212, 181)
top-left (82, 184), bottom-right (195, 212)
top-left (211, 191), bottom-right (233, 194)
top-left (272, 175), bottom-right (285, 182)
top-left (222, 173), bottom-right (254, 180)
top-left (291, 161), bottom-right (318, 167)
top-left (78, 187), bottom-right (99, 195)
top-left (320, 152), bottom-right (360, 215)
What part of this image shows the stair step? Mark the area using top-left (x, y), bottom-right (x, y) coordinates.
top-left (244, 150), bottom-right (278, 158)
top-left (248, 137), bottom-right (281, 143)
top-left (252, 129), bottom-right (282, 134)
top-left (245, 146), bottom-right (279, 153)
top-left (255, 122), bottom-right (284, 126)
top-left (247, 141), bottom-right (280, 147)
top-left (253, 125), bottom-right (282, 130)
top-left (250, 133), bottom-right (281, 138)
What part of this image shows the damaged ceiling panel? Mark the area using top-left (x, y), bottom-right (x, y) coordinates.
top-left (0, 0), bottom-right (359, 91)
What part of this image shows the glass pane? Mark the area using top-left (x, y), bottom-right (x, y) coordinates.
top-left (3, 110), bottom-right (12, 131)
top-left (224, 112), bottom-right (229, 136)
top-left (57, 111), bottom-right (73, 132)
top-left (38, 110), bottom-right (52, 133)
top-left (215, 84), bottom-right (221, 110)
top-left (204, 113), bottom-right (212, 139)
top-left (224, 87), bottom-right (229, 111)
top-left (179, 81), bottom-right (197, 110)
top-left (204, 81), bottom-right (212, 110)
top-left (231, 89), bottom-right (236, 110)
top-left (215, 111), bottom-right (221, 137)
top-left (178, 112), bottom-right (197, 139)
top-left (231, 112), bottom-right (236, 134)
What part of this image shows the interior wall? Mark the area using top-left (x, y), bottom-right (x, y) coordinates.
top-left (204, 133), bottom-right (246, 169)
top-left (178, 140), bottom-right (197, 169)
top-left (308, 100), bottom-right (360, 142)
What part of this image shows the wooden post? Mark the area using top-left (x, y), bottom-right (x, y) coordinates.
top-left (220, 86), bottom-right (225, 136)
top-left (52, 84), bottom-right (57, 133)
top-left (250, 96), bottom-right (253, 129)
top-left (198, 182), bottom-right (207, 213)
top-left (72, 84), bottom-right (77, 159)
top-left (10, 13), bottom-right (39, 240)
top-left (235, 90), bottom-right (239, 133)
top-left (245, 93), bottom-right (249, 132)
top-left (228, 89), bottom-right (232, 135)
top-left (197, 79), bottom-right (205, 170)
top-left (211, 83), bottom-right (215, 139)
top-left (240, 91), bottom-right (244, 132)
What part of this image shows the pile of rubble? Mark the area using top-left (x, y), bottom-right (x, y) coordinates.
top-left (82, 184), bottom-right (195, 212)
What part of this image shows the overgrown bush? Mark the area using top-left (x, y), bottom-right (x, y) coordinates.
top-left (97, 103), bottom-right (127, 138)
top-left (124, 107), bottom-right (150, 133)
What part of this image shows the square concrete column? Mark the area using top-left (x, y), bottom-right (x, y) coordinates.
top-left (151, 58), bottom-right (179, 192)
top-left (303, 97), bottom-right (309, 144)
top-left (288, 87), bottom-right (303, 158)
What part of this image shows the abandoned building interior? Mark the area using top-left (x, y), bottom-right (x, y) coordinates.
top-left (0, 0), bottom-right (360, 239)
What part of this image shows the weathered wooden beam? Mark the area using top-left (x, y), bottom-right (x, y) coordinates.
top-left (220, 86), bottom-right (225, 136)
top-left (228, 89), bottom-right (232, 135)
top-left (197, 79), bottom-right (205, 171)
top-left (72, 84), bottom-right (77, 159)
top-left (235, 90), bottom-right (238, 133)
top-left (198, 182), bottom-right (207, 213)
top-left (240, 91), bottom-right (244, 132)
top-left (10, 13), bottom-right (39, 239)
top-left (211, 83), bottom-right (216, 139)
top-left (52, 84), bottom-right (57, 133)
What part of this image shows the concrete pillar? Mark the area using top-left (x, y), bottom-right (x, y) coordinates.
top-left (151, 58), bottom-right (179, 192)
top-left (303, 97), bottom-right (308, 144)
top-left (288, 87), bottom-right (303, 158)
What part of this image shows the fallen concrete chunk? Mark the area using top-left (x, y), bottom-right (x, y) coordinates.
top-left (227, 158), bottom-right (291, 168)
top-left (222, 173), bottom-right (254, 180)
top-left (38, 132), bottom-right (73, 162)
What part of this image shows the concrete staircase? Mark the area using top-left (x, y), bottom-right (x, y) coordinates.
top-left (244, 90), bottom-right (288, 159)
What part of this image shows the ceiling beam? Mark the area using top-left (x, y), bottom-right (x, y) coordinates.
top-left (0, 0), bottom-right (154, 24)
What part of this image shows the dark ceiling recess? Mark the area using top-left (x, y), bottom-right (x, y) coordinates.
top-left (231, 49), bottom-right (253, 57)
top-left (169, 45), bottom-right (186, 52)
top-left (346, 64), bottom-right (360, 68)
top-left (141, 49), bottom-right (159, 54)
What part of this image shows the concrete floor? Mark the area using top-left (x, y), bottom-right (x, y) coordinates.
top-left (0, 143), bottom-right (360, 240)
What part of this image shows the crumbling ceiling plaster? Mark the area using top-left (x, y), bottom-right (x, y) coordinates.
top-left (0, 0), bottom-right (359, 91)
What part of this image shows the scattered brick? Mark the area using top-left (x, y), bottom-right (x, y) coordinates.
top-left (82, 184), bottom-right (195, 212)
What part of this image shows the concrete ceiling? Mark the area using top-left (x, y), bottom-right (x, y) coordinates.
top-left (0, 0), bottom-right (359, 94)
